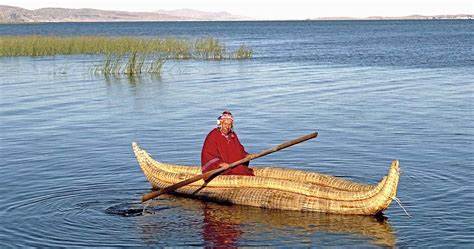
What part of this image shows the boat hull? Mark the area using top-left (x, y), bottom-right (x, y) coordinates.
top-left (133, 142), bottom-right (400, 215)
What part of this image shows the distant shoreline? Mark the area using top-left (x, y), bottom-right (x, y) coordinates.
top-left (1, 18), bottom-right (472, 24)
top-left (1, 5), bottom-right (471, 22)
top-left (310, 14), bottom-right (472, 21)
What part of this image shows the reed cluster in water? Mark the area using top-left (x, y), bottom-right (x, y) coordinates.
top-left (94, 51), bottom-right (166, 77)
top-left (0, 36), bottom-right (252, 59)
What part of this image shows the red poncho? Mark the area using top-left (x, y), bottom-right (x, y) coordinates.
top-left (201, 128), bottom-right (254, 177)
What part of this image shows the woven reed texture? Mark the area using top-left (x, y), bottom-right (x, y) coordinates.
top-left (133, 142), bottom-right (400, 215)
top-left (138, 148), bottom-right (374, 192)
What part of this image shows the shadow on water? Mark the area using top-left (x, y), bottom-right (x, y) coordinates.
top-left (131, 195), bottom-right (397, 247)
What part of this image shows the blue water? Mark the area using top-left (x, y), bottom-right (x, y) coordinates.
top-left (0, 20), bottom-right (473, 247)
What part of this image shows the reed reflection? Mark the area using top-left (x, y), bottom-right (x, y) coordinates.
top-left (136, 196), bottom-right (396, 247)
top-left (202, 203), bottom-right (241, 248)
top-left (201, 201), bottom-right (396, 247)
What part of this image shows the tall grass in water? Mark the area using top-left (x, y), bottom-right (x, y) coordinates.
top-left (1, 36), bottom-right (252, 77)
top-left (194, 37), bottom-right (225, 59)
top-left (95, 52), bottom-right (166, 77)
top-left (97, 53), bottom-right (123, 75)
top-left (148, 57), bottom-right (166, 74)
top-left (125, 51), bottom-right (144, 76)
top-left (0, 36), bottom-right (252, 59)
top-left (235, 45), bottom-right (253, 59)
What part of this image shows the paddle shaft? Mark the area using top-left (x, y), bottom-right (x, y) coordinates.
top-left (141, 132), bottom-right (318, 202)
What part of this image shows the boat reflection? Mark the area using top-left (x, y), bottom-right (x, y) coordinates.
top-left (203, 204), bottom-right (242, 248)
top-left (137, 195), bottom-right (396, 247)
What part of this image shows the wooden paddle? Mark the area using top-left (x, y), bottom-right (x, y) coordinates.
top-left (141, 131), bottom-right (318, 202)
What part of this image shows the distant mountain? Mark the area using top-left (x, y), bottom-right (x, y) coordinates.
top-left (0, 5), bottom-right (249, 22)
top-left (154, 8), bottom-right (247, 21)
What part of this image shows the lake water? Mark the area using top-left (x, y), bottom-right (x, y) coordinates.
top-left (0, 20), bottom-right (473, 247)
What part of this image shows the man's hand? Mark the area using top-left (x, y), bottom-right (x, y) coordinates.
top-left (218, 162), bottom-right (230, 168)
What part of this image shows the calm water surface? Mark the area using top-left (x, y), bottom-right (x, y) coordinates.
top-left (0, 20), bottom-right (473, 247)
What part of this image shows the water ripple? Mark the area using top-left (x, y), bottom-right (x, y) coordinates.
top-left (1, 21), bottom-right (473, 247)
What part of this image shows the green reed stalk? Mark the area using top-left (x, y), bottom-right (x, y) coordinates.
top-left (148, 56), bottom-right (166, 75)
top-left (194, 37), bottom-right (226, 59)
top-left (111, 53), bottom-right (123, 75)
top-left (102, 53), bottom-right (113, 74)
top-left (235, 45), bottom-right (253, 59)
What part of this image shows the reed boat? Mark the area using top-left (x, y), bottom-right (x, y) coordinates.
top-left (133, 142), bottom-right (400, 215)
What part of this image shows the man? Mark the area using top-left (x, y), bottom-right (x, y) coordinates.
top-left (201, 111), bottom-right (255, 179)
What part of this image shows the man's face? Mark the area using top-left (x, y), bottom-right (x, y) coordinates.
top-left (220, 119), bottom-right (233, 135)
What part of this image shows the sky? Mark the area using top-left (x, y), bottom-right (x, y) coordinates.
top-left (1, 0), bottom-right (472, 20)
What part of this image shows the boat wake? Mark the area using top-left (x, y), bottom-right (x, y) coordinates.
top-left (105, 202), bottom-right (173, 217)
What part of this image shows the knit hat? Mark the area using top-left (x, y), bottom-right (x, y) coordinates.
top-left (217, 110), bottom-right (234, 126)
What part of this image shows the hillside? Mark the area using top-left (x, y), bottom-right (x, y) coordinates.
top-left (0, 5), bottom-right (248, 22)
